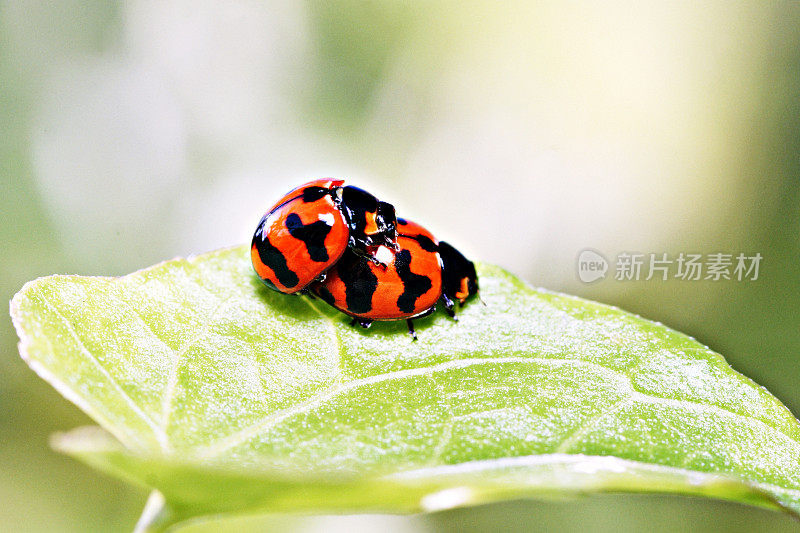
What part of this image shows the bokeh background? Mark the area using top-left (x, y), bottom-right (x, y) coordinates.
top-left (2, 2), bottom-right (800, 531)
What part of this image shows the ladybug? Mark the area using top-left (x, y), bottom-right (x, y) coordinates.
top-left (309, 218), bottom-right (479, 339)
top-left (251, 179), bottom-right (398, 294)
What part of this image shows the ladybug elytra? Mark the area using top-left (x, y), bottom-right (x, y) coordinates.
top-left (309, 218), bottom-right (479, 339)
top-left (251, 179), bottom-right (398, 294)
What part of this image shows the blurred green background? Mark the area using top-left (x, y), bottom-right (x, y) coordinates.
top-left (2, 1), bottom-right (800, 531)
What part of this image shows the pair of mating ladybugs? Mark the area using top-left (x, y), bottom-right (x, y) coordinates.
top-left (251, 179), bottom-right (478, 339)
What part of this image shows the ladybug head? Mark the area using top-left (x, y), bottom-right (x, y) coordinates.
top-left (375, 200), bottom-right (398, 249)
top-left (341, 186), bottom-right (398, 249)
top-left (439, 241), bottom-right (479, 304)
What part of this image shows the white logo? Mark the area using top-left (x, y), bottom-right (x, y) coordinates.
top-left (577, 249), bottom-right (608, 283)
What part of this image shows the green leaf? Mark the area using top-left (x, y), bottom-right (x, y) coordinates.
top-left (11, 246), bottom-right (800, 531)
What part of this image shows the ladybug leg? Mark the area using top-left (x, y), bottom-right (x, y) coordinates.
top-left (349, 317), bottom-right (373, 329)
top-left (405, 305), bottom-right (435, 340)
top-left (441, 293), bottom-right (458, 321)
top-left (350, 245), bottom-right (391, 268)
top-left (406, 319), bottom-right (418, 341)
top-left (366, 254), bottom-right (385, 267)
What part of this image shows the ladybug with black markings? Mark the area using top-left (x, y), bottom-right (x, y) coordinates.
top-left (310, 218), bottom-right (479, 340)
top-left (251, 179), bottom-right (398, 294)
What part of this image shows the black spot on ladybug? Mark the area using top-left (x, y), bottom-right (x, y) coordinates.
top-left (254, 236), bottom-right (299, 289)
top-left (301, 186), bottom-right (329, 203)
top-left (316, 285), bottom-right (336, 307)
top-left (412, 234), bottom-right (438, 253)
top-left (395, 249), bottom-right (433, 313)
top-left (397, 218), bottom-right (408, 225)
top-left (337, 251), bottom-right (378, 314)
top-left (285, 213), bottom-right (332, 262)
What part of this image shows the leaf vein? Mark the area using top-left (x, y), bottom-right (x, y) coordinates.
top-left (300, 295), bottom-right (342, 363)
top-left (35, 288), bottom-right (167, 448)
top-left (195, 351), bottom-right (798, 461)
top-left (195, 356), bottom-right (627, 459)
top-left (554, 398), bottom-right (632, 453)
top-left (159, 293), bottom-right (237, 441)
